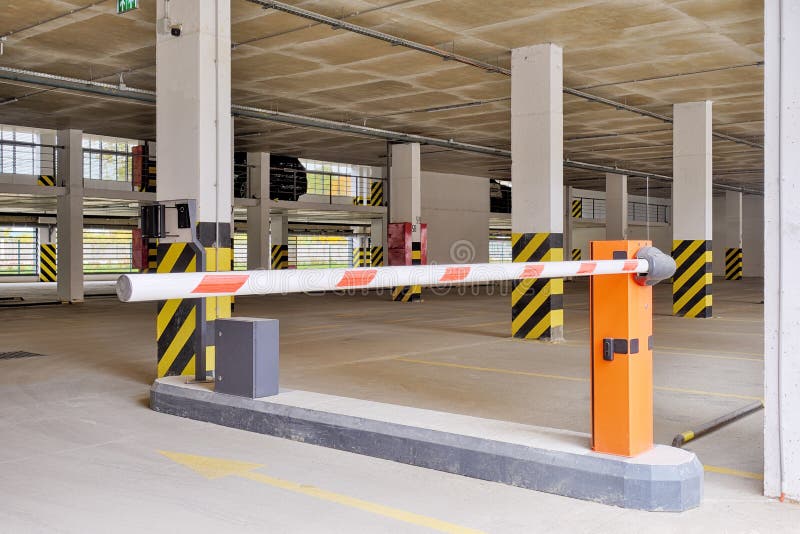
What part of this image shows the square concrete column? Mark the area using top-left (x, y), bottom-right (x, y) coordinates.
top-left (247, 152), bottom-right (270, 270)
top-left (510, 43), bottom-right (564, 341)
top-left (672, 101), bottom-right (713, 318)
top-left (155, 0), bottom-right (232, 380)
top-left (723, 191), bottom-right (743, 280)
top-left (269, 214), bottom-right (288, 270)
top-left (765, 0), bottom-right (800, 501)
top-left (605, 173), bottom-right (628, 240)
top-left (389, 143), bottom-right (422, 239)
top-left (370, 218), bottom-right (385, 266)
top-left (156, 0), bottom-right (232, 238)
top-left (56, 129), bottom-right (83, 303)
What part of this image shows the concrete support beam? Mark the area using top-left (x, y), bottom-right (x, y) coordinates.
top-left (247, 152), bottom-right (270, 270)
top-left (56, 129), bottom-right (83, 303)
top-left (605, 173), bottom-right (628, 240)
top-left (764, 0), bottom-right (800, 501)
top-left (389, 143), bottom-right (422, 240)
top-left (672, 101), bottom-right (713, 318)
top-left (510, 43), bottom-right (564, 341)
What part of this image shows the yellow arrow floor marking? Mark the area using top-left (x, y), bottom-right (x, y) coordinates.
top-left (159, 451), bottom-right (484, 534)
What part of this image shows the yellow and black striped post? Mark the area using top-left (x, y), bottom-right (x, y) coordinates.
top-left (511, 233), bottom-right (564, 340)
top-left (571, 199), bottom-right (582, 219)
top-left (369, 181), bottom-right (384, 206)
top-left (571, 248), bottom-right (581, 261)
top-left (37, 175), bottom-right (56, 187)
top-left (353, 246), bottom-right (369, 267)
top-left (39, 243), bottom-right (57, 282)
top-left (271, 244), bottom-right (288, 270)
top-left (725, 248), bottom-right (743, 280)
top-left (672, 240), bottom-right (712, 318)
top-left (353, 196), bottom-right (365, 205)
top-left (146, 164), bottom-right (157, 192)
top-left (370, 245), bottom-right (384, 266)
top-left (204, 246), bottom-right (233, 374)
top-left (393, 241), bottom-right (422, 302)
top-left (146, 243), bottom-right (158, 272)
top-left (156, 242), bottom-right (202, 378)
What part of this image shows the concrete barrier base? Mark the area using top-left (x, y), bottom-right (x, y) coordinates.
top-left (151, 377), bottom-right (703, 511)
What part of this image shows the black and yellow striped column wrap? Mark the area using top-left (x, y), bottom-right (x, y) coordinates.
top-left (369, 181), bottom-right (384, 206)
top-left (156, 242), bottom-right (202, 378)
top-left (271, 244), bottom-right (288, 270)
top-left (146, 243), bottom-right (158, 272)
top-left (511, 233), bottom-right (564, 340)
top-left (370, 246), bottom-right (384, 266)
top-left (571, 199), bottom-right (582, 219)
top-left (353, 196), bottom-right (365, 206)
top-left (39, 243), bottom-right (57, 282)
top-left (672, 240), bottom-right (712, 318)
top-left (37, 175), bottom-right (56, 187)
top-left (146, 164), bottom-right (157, 193)
top-left (353, 247), bottom-right (369, 267)
top-left (204, 247), bottom-right (233, 374)
top-left (571, 248), bottom-right (581, 261)
top-left (725, 248), bottom-right (743, 280)
top-left (393, 241), bottom-right (422, 302)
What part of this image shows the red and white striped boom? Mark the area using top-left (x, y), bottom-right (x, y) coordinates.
top-left (116, 256), bottom-right (665, 303)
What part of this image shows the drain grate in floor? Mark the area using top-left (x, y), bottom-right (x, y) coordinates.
top-left (0, 351), bottom-right (46, 360)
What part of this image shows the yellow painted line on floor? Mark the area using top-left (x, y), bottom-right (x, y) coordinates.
top-left (656, 350), bottom-right (762, 363)
top-left (704, 464), bottom-right (763, 480)
top-left (159, 451), bottom-right (483, 534)
top-left (656, 345), bottom-right (763, 358)
top-left (395, 358), bottom-right (762, 401)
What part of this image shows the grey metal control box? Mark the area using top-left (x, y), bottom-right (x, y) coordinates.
top-left (215, 317), bottom-right (279, 398)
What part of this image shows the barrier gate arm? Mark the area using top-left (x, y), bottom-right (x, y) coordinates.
top-left (116, 246), bottom-right (674, 302)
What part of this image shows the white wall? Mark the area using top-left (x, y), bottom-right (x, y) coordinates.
top-left (421, 171), bottom-right (489, 264)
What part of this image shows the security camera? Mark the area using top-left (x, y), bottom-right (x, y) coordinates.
top-left (170, 23), bottom-right (182, 37)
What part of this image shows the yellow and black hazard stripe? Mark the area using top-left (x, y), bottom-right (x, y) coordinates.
top-left (571, 248), bottom-right (581, 261)
top-left (369, 181), bottom-right (384, 207)
top-left (204, 247), bottom-right (233, 374)
top-left (146, 164), bottom-right (157, 193)
top-left (156, 242), bottom-right (202, 378)
top-left (393, 241), bottom-right (422, 302)
top-left (511, 232), bottom-right (564, 340)
top-left (353, 196), bottom-right (365, 206)
top-left (353, 246), bottom-right (369, 267)
top-left (571, 199), bottom-right (582, 219)
top-left (37, 175), bottom-right (56, 187)
top-left (725, 248), bottom-right (743, 281)
top-left (147, 243), bottom-right (158, 272)
top-left (271, 244), bottom-right (288, 270)
top-left (672, 239), bottom-right (712, 318)
top-left (371, 245), bottom-right (384, 266)
top-left (39, 243), bottom-right (57, 282)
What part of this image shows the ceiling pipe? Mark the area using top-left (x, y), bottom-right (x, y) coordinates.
top-left (0, 66), bottom-right (762, 195)
top-left (248, 0), bottom-right (763, 150)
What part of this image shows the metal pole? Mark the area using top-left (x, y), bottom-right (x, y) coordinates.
top-left (672, 401), bottom-right (764, 448)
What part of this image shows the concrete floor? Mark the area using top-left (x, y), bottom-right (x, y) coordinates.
top-left (1, 278), bottom-right (798, 533)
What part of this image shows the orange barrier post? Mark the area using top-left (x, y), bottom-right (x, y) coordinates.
top-left (590, 240), bottom-right (653, 457)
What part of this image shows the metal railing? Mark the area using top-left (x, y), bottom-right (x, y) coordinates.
top-left (83, 228), bottom-right (136, 274)
top-left (0, 139), bottom-right (58, 178)
top-left (82, 147), bottom-right (134, 182)
top-left (0, 227), bottom-right (38, 275)
top-left (574, 197), bottom-right (670, 224)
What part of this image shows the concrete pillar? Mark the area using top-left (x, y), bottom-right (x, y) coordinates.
top-left (56, 129), bottom-right (83, 303)
top-left (672, 101), bottom-right (713, 318)
top-left (269, 214), bottom-right (288, 269)
top-left (155, 0), bottom-right (232, 380)
top-left (156, 0), bottom-right (232, 238)
top-left (564, 186), bottom-right (574, 260)
top-left (723, 191), bottom-right (744, 280)
top-left (764, 0), bottom-right (800, 501)
top-left (389, 143), bottom-right (421, 240)
top-left (510, 43), bottom-right (564, 341)
top-left (370, 218), bottom-right (385, 266)
top-left (247, 152), bottom-right (270, 270)
top-left (605, 173), bottom-right (628, 240)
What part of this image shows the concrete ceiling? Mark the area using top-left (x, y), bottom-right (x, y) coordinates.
top-left (0, 0), bottom-right (764, 191)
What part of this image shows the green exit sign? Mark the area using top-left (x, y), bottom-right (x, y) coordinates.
top-left (117, 0), bottom-right (138, 14)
